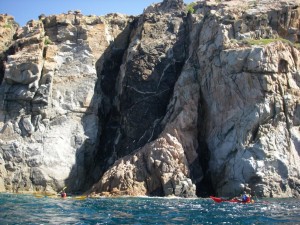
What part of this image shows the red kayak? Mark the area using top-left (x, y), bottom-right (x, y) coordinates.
top-left (210, 196), bottom-right (252, 203)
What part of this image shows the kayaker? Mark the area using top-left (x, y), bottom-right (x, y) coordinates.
top-left (61, 191), bottom-right (67, 198)
top-left (60, 186), bottom-right (67, 198)
top-left (241, 191), bottom-right (250, 203)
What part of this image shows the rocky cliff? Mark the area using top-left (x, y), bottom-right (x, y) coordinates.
top-left (0, 0), bottom-right (300, 198)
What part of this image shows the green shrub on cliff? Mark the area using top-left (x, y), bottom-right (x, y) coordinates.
top-left (245, 38), bottom-right (284, 45)
top-left (186, 2), bottom-right (196, 14)
top-left (3, 23), bottom-right (12, 29)
top-left (44, 37), bottom-right (53, 45)
top-left (243, 38), bottom-right (300, 49)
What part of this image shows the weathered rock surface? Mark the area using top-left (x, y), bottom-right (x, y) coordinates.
top-left (93, 66), bottom-right (199, 197)
top-left (89, 0), bottom-right (194, 196)
top-left (92, 0), bottom-right (300, 198)
top-left (189, 0), bottom-right (300, 198)
top-left (0, 14), bottom-right (18, 85)
top-left (0, 13), bottom-right (134, 193)
top-left (0, 0), bottom-right (300, 198)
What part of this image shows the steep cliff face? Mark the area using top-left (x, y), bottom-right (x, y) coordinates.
top-left (0, 0), bottom-right (300, 197)
top-left (90, 0), bottom-right (194, 196)
top-left (92, 0), bottom-right (300, 198)
top-left (190, 0), bottom-right (300, 197)
top-left (0, 12), bottom-right (135, 193)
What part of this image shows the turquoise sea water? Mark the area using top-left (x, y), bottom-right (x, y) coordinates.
top-left (0, 193), bottom-right (299, 224)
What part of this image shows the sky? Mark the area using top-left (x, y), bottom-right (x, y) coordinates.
top-left (0, 0), bottom-right (195, 26)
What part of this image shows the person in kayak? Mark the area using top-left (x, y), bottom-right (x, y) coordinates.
top-left (241, 191), bottom-right (251, 203)
top-left (61, 191), bottom-right (67, 198)
top-left (60, 186), bottom-right (67, 198)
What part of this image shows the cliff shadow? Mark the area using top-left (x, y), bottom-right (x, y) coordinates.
top-left (65, 17), bottom-right (138, 194)
top-left (87, 15), bottom-right (190, 195)
top-left (66, 12), bottom-right (194, 195)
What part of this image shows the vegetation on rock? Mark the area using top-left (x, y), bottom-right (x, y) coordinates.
top-left (186, 2), bottom-right (196, 14)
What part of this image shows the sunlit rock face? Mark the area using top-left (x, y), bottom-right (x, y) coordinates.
top-left (0, 0), bottom-right (300, 198)
top-left (92, 0), bottom-right (300, 198)
top-left (187, 0), bottom-right (300, 198)
top-left (0, 12), bottom-right (134, 194)
top-left (0, 14), bottom-right (18, 86)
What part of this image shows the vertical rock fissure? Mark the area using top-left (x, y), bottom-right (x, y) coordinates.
top-left (196, 89), bottom-right (214, 197)
top-left (186, 11), bottom-right (213, 197)
top-left (278, 77), bottom-right (292, 150)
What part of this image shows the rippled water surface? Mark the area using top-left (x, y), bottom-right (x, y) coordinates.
top-left (0, 193), bottom-right (299, 224)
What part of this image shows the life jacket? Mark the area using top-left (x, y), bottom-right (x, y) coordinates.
top-left (242, 194), bottom-right (250, 202)
top-left (61, 192), bottom-right (67, 198)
